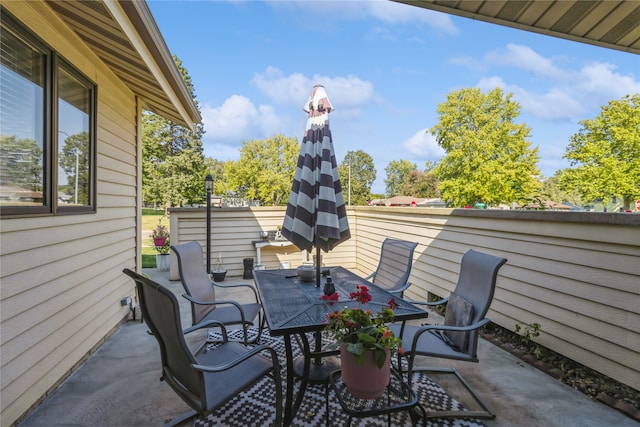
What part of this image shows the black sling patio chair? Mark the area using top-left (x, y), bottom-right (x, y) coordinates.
top-left (122, 268), bottom-right (282, 427)
top-left (391, 249), bottom-right (507, 420)
top-left (172, 241), bottom-right (264, 344)
top-left (365, 238), bottom-right (419, 298)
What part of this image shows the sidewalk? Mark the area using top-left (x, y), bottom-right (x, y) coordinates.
top-left (17, 268), bottom-right (639, 427)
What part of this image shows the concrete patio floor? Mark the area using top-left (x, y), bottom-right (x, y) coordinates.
top-left (17, 268), bottom-right (639, 427)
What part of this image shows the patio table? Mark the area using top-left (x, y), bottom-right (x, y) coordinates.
top-left (253, 266), bottom-right (429, 426)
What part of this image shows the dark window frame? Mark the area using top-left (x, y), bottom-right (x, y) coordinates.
top-left (1, 11), bottom-right (97, 217)
top-left (54, 57), bottom-right (97, 214)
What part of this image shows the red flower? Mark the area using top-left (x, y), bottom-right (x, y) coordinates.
top-left (320, 292), bottom-right (340, 305)
top-left (398, 347), bottom-right (404, 356)
top-left (387, 298), bottom-right (399, 310)
top-left (349, 285), bottom-right (372, 304)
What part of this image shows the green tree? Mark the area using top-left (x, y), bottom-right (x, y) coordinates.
top-left (430, 87), bottom-right (540, 207)
top-left (339, 150), bottom-right (376, 205)
top-left (558, 94), bottom-right (640, 210)
top-left (540, 175), bottom-right (583, 206)
top-left (204, 157), bottom-right (224, 183)
top-left (400, 168), bottom-right (439, 198)
top-left (59, 131), bottom-right (90, 204)
top-left (142, 55), bottom-right (206, 209)
top-left (0, 135), bottom-right (43, 189)
top-left (223, 134), bottom-right (299, 206)
top-left (384, 159), bottom-right (416, 197)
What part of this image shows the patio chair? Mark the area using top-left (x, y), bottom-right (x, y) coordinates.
top-left (122, 269), bottom-right (282, 427)
top-left (365, 238), bottom-right (418, 298)
top-left (392, 249), bottom-right (507, 419)
top-left (172, 241), bottom-right (264, 344)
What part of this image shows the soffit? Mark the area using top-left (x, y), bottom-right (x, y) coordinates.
top-left (47, 0), bottom-right (201, 128)
top-left (395, 0), bottom-right (640, 55)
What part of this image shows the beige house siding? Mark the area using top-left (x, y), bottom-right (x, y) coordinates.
top-left (352, 207), bottom-right (639, 391)
top-left (0, 3), bottom-right (138, 425)
top-left (168, 207), bottom-right (357, 280)
top-left (170, 206), bottom-right (639, 391)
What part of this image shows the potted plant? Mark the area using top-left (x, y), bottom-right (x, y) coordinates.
top-left (153, 237), bottom-right (170, 271)
top-left (151, 222), bottom-right (169, 248)
top-left (323, 285), bottom-right (403, 399)
top-left (211, 252), bottom-right (227, 282)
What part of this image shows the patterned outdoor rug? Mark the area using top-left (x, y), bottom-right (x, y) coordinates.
top-left (195, 328), bottom-right (485, 427)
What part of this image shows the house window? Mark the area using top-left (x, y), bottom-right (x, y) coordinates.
top-left (57, 61), bottom-right (95, 210)
top-left (0, 11), bottom-right (96, 216)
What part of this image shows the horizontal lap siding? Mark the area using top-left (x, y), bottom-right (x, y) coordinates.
top-left (170, 207), bottom-right (357, 279)
top-left (351, 207), bottom-right (640, 391)
top-left (0, 3), bottom-right (139, 425)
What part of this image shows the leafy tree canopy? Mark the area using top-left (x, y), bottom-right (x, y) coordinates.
top-left (400, 168), bottom-right (439, 198)
top-left (558, 94), bottom-right (640, 210)
top-left (430, 87), bottom-right (540, 207)
top-left (339, 150), bottom-right (376, 206)
top-left (541, 175), bottom-right (583, 206)
top-left (384, 159), bottom-right (416, 197)
top-left (222, 134), bottom-right (299, 206)
top-left (0, 135), bottom-right (43, 189)
top-left (142, 55), bottom-right (206, 209)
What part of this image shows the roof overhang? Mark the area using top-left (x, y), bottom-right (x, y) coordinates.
top-left (394, 0), bottom-right (640, 55)
top-left (47, 0), bottom-right (201, 128)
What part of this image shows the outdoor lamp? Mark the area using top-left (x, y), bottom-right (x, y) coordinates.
top-left (205, 174), bottom-right (213, 273)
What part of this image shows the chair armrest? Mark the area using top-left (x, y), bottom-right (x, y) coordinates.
top-left (181, 294), bottom-right (250, 324)
top-left (211, 281), bottom-right (260, 302)
top-left (192, 344), bottom-right (280, 373)
top-left (183, 320), bottom-right (229, 342)
top-left (403, 297), bottom-right (449, 307)
top-left (388, 281), bottom-right (412, 297)
top-left (411, 318), bottom-right (490, 344)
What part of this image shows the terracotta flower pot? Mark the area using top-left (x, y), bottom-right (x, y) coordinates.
top-left (340, 345), bottom-right (390, 399)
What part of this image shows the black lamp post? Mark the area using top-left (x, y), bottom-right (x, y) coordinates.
top-left (205, 174), bottom-right (213, 274)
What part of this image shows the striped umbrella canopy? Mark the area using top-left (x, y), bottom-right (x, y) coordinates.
top-left (281, 85), bottom-right (350, 286)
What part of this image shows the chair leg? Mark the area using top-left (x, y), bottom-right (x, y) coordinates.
top-left (409, 366), bottom-right (495, 419)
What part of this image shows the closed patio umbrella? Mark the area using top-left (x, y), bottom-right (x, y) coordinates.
top-left (282, 84), bottom-right (350, 287)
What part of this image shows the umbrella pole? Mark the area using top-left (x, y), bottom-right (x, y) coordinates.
top-left (315, 246), bottom-right (321, 287)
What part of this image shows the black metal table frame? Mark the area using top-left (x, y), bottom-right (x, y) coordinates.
top-left (253, 266), bottom-right (429, 426)
top-left (326, 367), bottom-right (426, 427)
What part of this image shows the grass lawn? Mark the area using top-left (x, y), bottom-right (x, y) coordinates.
top-left (142, 209), bottom-right (169, 268)
top-left (142, 247), bottom-right (158, 268)
top-left (142, 208), bottom-right (169, 230)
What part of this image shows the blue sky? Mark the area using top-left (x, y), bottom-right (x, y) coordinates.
top-left (148, 0), bottom-right (640, 194)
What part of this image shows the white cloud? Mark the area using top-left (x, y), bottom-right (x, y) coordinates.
top-left (251, 67), bottom-right (310, 106)
top-left (403, 128), bottom-right (444, 158)
top-left (265, 0), bottom-right (458, 35)
top-left (252, 67), bottom-right (379, 109)
top-left (200, 94), bottom-right (291, 145)
top-left (485, 44), bottom-right (571, 81)
top-left (577, 62), bottom-right (640, 101)
top-left (476, 46), bottom-right (640, 121)
top-left (477, 76), bottom-right (584, 121)
top-left (363, 1), bottom-right (457, 34)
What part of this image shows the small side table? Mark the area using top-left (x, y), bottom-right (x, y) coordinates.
top-left (326, 368), bottom-right (425, 426)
